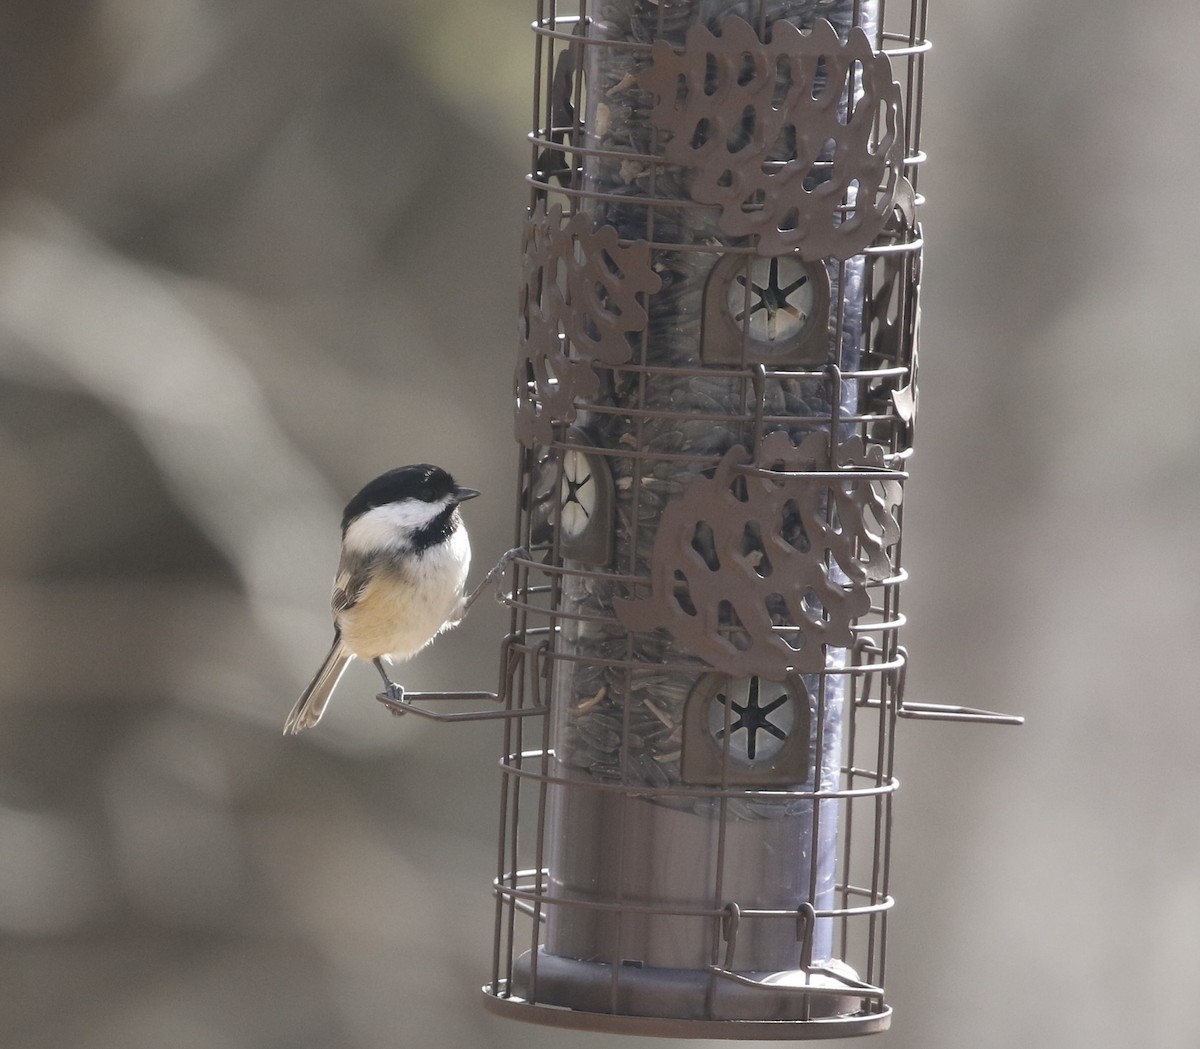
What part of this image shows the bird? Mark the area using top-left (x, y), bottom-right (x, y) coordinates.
top-left (284, 464), bottom-right (501, 735)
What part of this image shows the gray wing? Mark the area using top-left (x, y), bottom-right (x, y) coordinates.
top-left (331, 551), bottom-right (379, 616)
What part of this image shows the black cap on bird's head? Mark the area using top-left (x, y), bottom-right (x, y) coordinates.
top-left (341, 464), bottom-right (479, 534)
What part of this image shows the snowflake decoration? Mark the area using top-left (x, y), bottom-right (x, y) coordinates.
top-left (515, 202), bottom-right (661, 445)
top-left (642, 16), bottom-right (907, 260)
top-left (615, 430), bottom-right (901, 678)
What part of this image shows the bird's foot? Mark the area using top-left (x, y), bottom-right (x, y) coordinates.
top-left (461, 546), bottom-right (530, 615)
top-left (377, 681), bottom-right (408, 716)
top-left (495, 546), bottom-right (529, 603)
top-left (373, 657), bottom-right (406, 714)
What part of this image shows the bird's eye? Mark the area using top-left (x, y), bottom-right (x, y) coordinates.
top-left (420, 487), bottom-right (436, 502)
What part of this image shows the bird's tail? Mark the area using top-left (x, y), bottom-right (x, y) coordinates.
top-left (284, 640), bottom-right (353, 734)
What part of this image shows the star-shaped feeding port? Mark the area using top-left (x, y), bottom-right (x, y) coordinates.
top-left (684, 673), bottom-right (812, 785)
top-left (560, 451), bottom-right (595, 536)
top-left (731, 257), bottom-right (812, 343)
top-left (713, 676), bottom-right (792, 761)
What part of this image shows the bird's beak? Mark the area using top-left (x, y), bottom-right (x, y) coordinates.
top-left (455, 485), bottom-right (481, 503)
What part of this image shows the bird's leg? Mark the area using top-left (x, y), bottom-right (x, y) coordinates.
top-left (458, 546), bottom-right (528, 619)
top-left (373, 658), bottom-right (404, 702)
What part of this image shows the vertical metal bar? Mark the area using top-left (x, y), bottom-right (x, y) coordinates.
top-left (531, 0), bottom-right (547, 209)
top-left (706, 675), bottom-right (737, 1018)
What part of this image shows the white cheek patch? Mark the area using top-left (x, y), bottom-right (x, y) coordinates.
top-left (343, 497), bottom-right (451, 555)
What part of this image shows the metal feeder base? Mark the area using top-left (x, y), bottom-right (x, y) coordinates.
top-left (482, 950), bottom-right (890, 1039)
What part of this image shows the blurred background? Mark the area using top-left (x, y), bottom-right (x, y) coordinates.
top-left (1, 1), bottom-right (1196, 1047)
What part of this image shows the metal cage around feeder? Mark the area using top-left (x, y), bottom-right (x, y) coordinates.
top-left (382, 0), bottom-right (1019, 1039)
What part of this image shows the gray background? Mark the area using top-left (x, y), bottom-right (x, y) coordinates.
top-left (1, 1), bottom-right (1196, 1047)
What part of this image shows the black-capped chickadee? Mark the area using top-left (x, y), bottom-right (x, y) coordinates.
top-left (284, 464), bottom-right (510, 735)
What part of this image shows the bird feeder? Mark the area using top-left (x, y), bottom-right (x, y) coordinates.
top-left (383, 0), bottom-right (1020, 1038)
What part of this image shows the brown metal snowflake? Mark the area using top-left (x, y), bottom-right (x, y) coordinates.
top-left (641, 16), bottom-right (908, 260)
top-left (514, 202), bottom-right (661, 446)
top-left (614, 429), bottom-right (901, 679)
